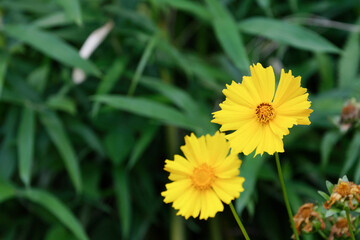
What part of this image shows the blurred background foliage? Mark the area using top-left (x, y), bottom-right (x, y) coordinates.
top-left (0, 0), bottom-right (359, 239)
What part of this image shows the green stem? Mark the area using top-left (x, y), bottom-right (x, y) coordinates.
top-left (274, 152), bottom-right (299, 240)
top-left (345, 208), bottom-right (356, 240)
top-left (229, 202), bottom-right (251, 240)
top-left (318, 230), bottom-right (327, 240)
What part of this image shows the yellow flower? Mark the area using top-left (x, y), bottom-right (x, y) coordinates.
top-left (161, 131), bottom-right (245, 220)
top-left (212, 63), bottom-right (312, 156)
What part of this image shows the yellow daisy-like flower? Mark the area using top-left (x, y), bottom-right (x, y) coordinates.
top-left (212, 63), bottom-right (313, 156)
top-left (161, 131), bottom-right (244, 220)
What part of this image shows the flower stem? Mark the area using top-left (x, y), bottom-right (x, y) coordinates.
top-left (229, 202), bottom-right (251, 240)
top-left (318, 230), bottom-right (328, 240)
top-left (274, 152), bottom-right (299, 240)
top-left (345, 207), bottom-right (356, 240)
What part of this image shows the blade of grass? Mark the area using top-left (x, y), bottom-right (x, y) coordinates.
top-left (0, 180), bottom-right (16, 204)
top-left (17, 106), bottom-right (36, 187)
top-left (0, 55), bottom-right (8, 98)
top-left (341, 132), bottom-right (360, 175)
top-left (205, 0), bottom-right (250, 73)
top-left (321, 130), bottom-right (341, 168)
top-left (152, 0), bottom-right (210, 21)
top-left (353, 155), bottom-right (360, 183)
top-left (55, 0), bottom-right (82, 26)
top-left (127, 124), bottom-right (159, 169)
top-left (139, 77), bottom-right (198, 114)
top-left (39, 111), bottom-right (82, 193)
top-left (93, 95), bottom-right (196, 130)
top-left (338, 17), bottom-right (360, 88)
top-left (21, 189), bottom-right (89, 240)
top-left (235, 153), bottom-right (266, 213)
top-left (238, 17), bottom-right (340, 53)
top-left (113, 168), bottom-right (132, 239)
top-left (4, 24), bottom-right (100, 76)
top-left (92, 58), bottom-right (127, 117)
top-left (128, 34), bottom-right (158, 96)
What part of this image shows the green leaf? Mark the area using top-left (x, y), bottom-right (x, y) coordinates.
top-left (55, 0), bottom-right (82, 26)
top-left (92, 58), bottom-right (127, 116)
top-left (0, 180), bottom-right (16, 204)
top-left (27, 64), bottom-right (49, 94)
top-left (341, 132), bottom-right (360, 175)
top-left (186, 55), bottom-right (229, 91)
top-left (152, 0), bottom-right (210, 21)
top-left (321, 130), bottom-right (341, 168)
top-left (338, 18), bottom-right (360, 88)
top-left (316, 53), bottom-right (335, 91)
top-left (45, 225), bottom-right (78, 240)
top-left (353, 155), bottom-right (360, 183)
top-left (33, 12), bottom-right (72, 28)
top-left (235, 153), bottom-right (266, 214)
top-left (326, 180), bottom-right (334, 193)
top-left (317, 191), bottom-right (330, 201)
top-left (93, 95), bottom-right (196, 130)
top-left (128, 34), bottom-right (158, 95)
top-left (0, 54), bottom-right (8, 98)
top-left (113, 168), bottom-right (131, 238)
top-left (68, 120), bottom-right (105, 157)
top-left (3, 24), bottom-right (100, 76)
top-left (104, 127), bottom-right (135, 165)
top-left (139, 77), bottom-right (199, 114)
top-left (238, 17), bottom-right (340, 53)
top-left (325, 208), bottom-right (340, 218)
top-left (205, 0), bottom-right (249, 72)
top-left (127, 124), bottom-right (159, 169)
top-left (17, 106), bottom-right (36, 187)
top-left (39, 111), bottom-right (82, 193)
top-left (156, 38), bottom-right (192, 76)
top-left (46, 95), bottom-right (76, 115)
top-left (341, 175), bottom-right (349, 182)
top-left (21, 189), bottom-right (88, 240)
top-left (0, 108), bottom-right (18, 180)
top-left (139, 77), bottom-right (215, 135)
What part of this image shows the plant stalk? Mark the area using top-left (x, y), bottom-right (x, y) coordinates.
top-left (274, 152), bottom-right (299, 240)
top-left (229, 202), bottom-right (251, 240)
top-left (345, 207), bottom-right (356, 240)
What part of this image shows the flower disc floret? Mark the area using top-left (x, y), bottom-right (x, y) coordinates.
top-left (191, 164), bottom-right (216, 190)
top-left (212, 63), bottom-right (313, 156)
top-left (161, 131), bottom-right (245, 220)
top-left (256, 103), bottom-right (276, 124)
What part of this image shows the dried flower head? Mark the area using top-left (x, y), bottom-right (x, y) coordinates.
top-left (292, 203), bottom-right (325, 238)
top-left (337, 98), bottom-right (360, 132)
top-left (328, 217), bottom-right (351, 240)
top-left (324, 180), bottom-right (360, 210)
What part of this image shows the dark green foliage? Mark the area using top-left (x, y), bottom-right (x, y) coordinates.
top-left (0, 0), bottom-right (360, 239)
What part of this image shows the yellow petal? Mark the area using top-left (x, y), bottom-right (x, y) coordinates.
top-left (249, 63), bottom-right (275, 103)
top-left (199, 190), bottom-right (224, 220)
top-left (180, 133), bottom-right (207, 165)
top-left (255, 125), bottom-right (284, 156)
top-left (214, 154), bottom-right (241, 178)
top-left (212, 177), bottom-right (245, 204)
top-left (161, 179), bottom-right (192, 203)
top-left (205, 132), bottom-right (230, 166)
top-left (222, 81), bottom-right (258, 108)
top-left (164, 155), bottom-right (194, 179)
top-left (225, 118), bottom-right (261, 155)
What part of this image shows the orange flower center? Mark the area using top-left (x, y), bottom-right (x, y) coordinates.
top-left (191, 163), bottom-right (215, 190)
top-left (255, 103), bottom-right (275, 124)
